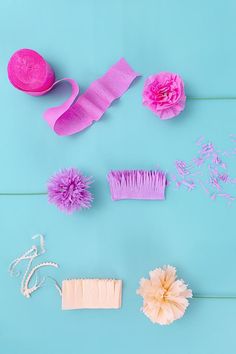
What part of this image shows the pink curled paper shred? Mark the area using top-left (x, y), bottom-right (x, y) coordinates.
top-left (170, 136), bottom-right (236, 205)
top-left (8, 49), bottom-right (140, 136)
top-left (175, 160), bottom-right (192, 177)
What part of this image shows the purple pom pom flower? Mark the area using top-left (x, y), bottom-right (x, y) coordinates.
top-left (47, 168), bottom-right (93, 214)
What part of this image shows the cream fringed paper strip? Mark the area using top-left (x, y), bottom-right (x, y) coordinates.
top-left (62, 279), bottom-right (122, 310)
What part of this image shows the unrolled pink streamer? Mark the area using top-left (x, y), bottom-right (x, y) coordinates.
top-left (8, 49), bottom-right (139, 136)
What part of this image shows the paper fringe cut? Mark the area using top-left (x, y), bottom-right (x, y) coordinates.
top-left (107, 170), bottom-right (166, 200)
top-left (9, 235), bottom-right (59, 298)
top-left (62, 279), bottom-right (122, 310)
top-left (7, 49), bottom-right (139, 136)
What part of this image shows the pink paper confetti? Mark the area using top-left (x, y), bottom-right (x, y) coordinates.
top-left (218, 193), bottom-right (235, 201)
top-left (208, 165), bottom-right (219, 177)
top-left (175, 160), bottom-right (191, 176)
top-left (200, 142), bottom-right (214, 157)
top-left (193, 157), bottom-right (204, 167)
top-left (170, 137), bottom-right (236, 205)
top-left (218, 174), bottom-right (229, 183)
top-left (212, 153), bottom-right (221, 165)
top-left (221, 162), bottom-right (227, 169)
top-left (181, 179), bottom-right (196, 192)
top-left (210, 177), bottom-right (221, 191)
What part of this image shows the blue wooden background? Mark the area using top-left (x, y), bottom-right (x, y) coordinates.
top-left (1, 1), bottom-right (236, 353)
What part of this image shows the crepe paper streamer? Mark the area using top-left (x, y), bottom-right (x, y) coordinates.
top-left (107, 170), bottom-right (166, 201)
top-left (8, 49), bottom-right (139, 136)
top-left (9, 234), bottom-right (59, 298)
top-left (62, 279), bottom-right (122, 310)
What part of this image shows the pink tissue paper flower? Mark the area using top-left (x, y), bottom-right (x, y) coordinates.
top-left (47, 168), bottom-right (93, 214)
top-left (142, 72), bottom-right (186, 120)
top-left (137, 265), bottom-right (192, 325)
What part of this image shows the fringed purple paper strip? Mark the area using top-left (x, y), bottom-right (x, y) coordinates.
top-left (107, 170), bottom-right (166, 201)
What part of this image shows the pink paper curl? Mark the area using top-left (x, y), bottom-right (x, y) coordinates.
top-left (8, 49), bottom-right (139, 136)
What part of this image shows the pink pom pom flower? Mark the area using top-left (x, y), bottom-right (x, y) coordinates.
top-left (47, 168), bottom-right (93, 214)
top-left (143, 72), bottom-right (186, 120)
top-left (137, 265), bottom-right (192, 325)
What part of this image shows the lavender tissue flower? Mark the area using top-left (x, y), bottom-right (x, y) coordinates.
top-left (47, 168), bottom-right (93, 213)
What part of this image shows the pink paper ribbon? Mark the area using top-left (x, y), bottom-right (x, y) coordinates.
top-left (8, 49), bottom-right (139, 136)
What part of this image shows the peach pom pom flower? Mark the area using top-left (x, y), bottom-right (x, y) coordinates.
top-left (137, 265), bottom-right (192, 325)
top-left (142, 72), bottom-right (186, 120)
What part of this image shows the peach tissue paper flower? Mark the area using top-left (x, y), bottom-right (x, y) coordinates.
top-left (137, 265), bottom-right (192, 325)
top-left (142, 72), bottom-right (186, 120)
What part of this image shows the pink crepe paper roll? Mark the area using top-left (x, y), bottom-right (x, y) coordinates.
top-left (7, 49), bottom-right (139, 136)
top-left (61, 279), bottom-right (122, 310)
top-left (8, 49), bottom-right (55, 94)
